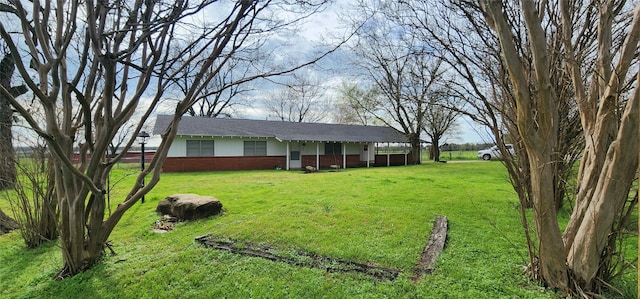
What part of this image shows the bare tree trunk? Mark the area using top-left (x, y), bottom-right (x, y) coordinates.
top-left (0, 94), bottom-right (14, 190)
top-left (0, 53), bottom-right (26, 190)
top-left (563, 5), bottom-right (640, 255)
top-left (0, 207), bottom-right (18, 234)
top-left (480, 0), bottom-right (569, 290)
top-left (567, 69), bottom-right (639, 285)
top-left (528, 151), bottom-right (568, 289)
top-left (431, 138), bottom-right (440, 162)
top-left (408, 133), bottom-right (422, 165)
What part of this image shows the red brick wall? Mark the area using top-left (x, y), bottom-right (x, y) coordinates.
top-left (374, 154), bottom-right (412, 166)
top-left (161, 153), bottom-right (414, 172)
top-left (162, 156), bottom-right (287, 172)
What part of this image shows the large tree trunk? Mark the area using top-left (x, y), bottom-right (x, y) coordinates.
top-left (567, 68), bottom-right (639, 285)
top-left (527, 150), bottom-right (568, 289)
top-left (480, 0), bottom-right (569, 290)
top-left (431, 138), bottom-right (440, 162)
top-left (0, 54), bottom-right (23, 190)
top-left (408, 132), bottom-right (422, 164)
top-left (0, 208), bottom-right (19, 234)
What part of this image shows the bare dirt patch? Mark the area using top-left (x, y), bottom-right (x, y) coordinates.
top-left (195, 235), bottom-right (400, 281)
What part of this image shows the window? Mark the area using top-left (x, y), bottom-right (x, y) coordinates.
top-left (186, 140), bottom-right (214, 156)
top-left (244, 141), bottom-right (267, 156)
top-left (325, 142), bottom-right (342, 155)
top-left (290, 151), bottom-right (300, 160)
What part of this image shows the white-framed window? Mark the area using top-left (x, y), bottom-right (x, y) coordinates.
top-left (186, 140), bottom-right (214, 156)
top-left (325, 142), bottom-right (342, 155)
top-left (244, 140), bottom-right (267, 156)
top-left (290, 151), bottom-right (300, 160)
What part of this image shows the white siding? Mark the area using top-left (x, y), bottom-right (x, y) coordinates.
top-left (300, 142), bottom-right (323, 155)
top-left (345, 143), bottom-right (360, 154)
top-left (169, 136), bottom-right (369, 158)
top-left (167, 138), bottom-right (186, 157)
top-left (268, 139), bottom-right (287, 156)
top-left (170, 136), bottom-right (289, 157)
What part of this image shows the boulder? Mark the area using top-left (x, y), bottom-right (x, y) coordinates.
top-left (156, 194), bottom-right (223, 220)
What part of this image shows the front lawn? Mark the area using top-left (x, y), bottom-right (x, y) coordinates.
top-left (0, 162), bottom-right (634, 298)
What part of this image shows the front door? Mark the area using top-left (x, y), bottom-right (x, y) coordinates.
top-left (290, 150), bottom-right (301, 169)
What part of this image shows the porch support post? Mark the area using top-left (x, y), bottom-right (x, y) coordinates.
top-left (387, 142), bottom-right (390, 167)
top-left (366, 143), bottom-right (370, 168)
top-left (286, 142), bottom-right (290, 170)
top-left (342, 143), bottom-right (346, 169)
top-left (316, 142), bottom-right (320, 169)
top-left (405, 144), bottom-right (408, 166)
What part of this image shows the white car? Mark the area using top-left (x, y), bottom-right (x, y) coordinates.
top-left (477, 144), bottom-right (515, 160)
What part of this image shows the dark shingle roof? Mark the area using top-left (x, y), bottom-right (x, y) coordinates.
top-left (153, 115), bottom-right (408, 143)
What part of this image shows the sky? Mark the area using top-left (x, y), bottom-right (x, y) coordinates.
top-left (223, 0), bottom-right (488, 144)
top-left (249, 1), bottom-right (480, 144)
top-left (4, 0), bottom-right (487, 146)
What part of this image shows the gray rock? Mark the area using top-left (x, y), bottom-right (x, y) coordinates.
top-left (156, 194), bottom-right (223, 220)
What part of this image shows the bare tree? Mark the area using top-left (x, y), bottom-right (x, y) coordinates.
top-left (108, 121), bottom-right (135, 158)
top-left (174, 52), bottom-right (254, 118)
top-left (343, 1), bottom-right (449, 164)
top-left (334, 82), bottom-right (379, 125)
top-left (394, 0), bottom-right (637, 294)
top-left (479, 0), bottom-right (639, 293)
top-left (402, 0), bottom-right (584, 209)
top-left (0, 0), bottom-right (337, 278)
top-left (8, 140), bottom-right (58, 248)
top-left (422, 94), bottom-right (461, 162)
top-left (263, 72), bottom-right (328, 122)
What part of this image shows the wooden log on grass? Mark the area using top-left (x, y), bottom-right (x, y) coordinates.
top-left (414, 215), bottom-right (448, 278)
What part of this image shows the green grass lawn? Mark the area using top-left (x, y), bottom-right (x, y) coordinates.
top-left (0, 162), bottom-right (636, 298)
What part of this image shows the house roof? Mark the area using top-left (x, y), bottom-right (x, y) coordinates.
top-left (153, 115), bottom-right (409, 143)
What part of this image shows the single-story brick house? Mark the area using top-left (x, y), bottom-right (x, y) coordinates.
top-left (153, 115), bottom-right (413, 172)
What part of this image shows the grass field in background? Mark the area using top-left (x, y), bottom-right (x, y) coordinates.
top-left (0, 162), bottom-right (636, 298)
top-left (436, 150), bottom-right (479, 161)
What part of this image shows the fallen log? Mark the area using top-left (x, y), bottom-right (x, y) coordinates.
top-left (413, 215), bottom-right (448, 280)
